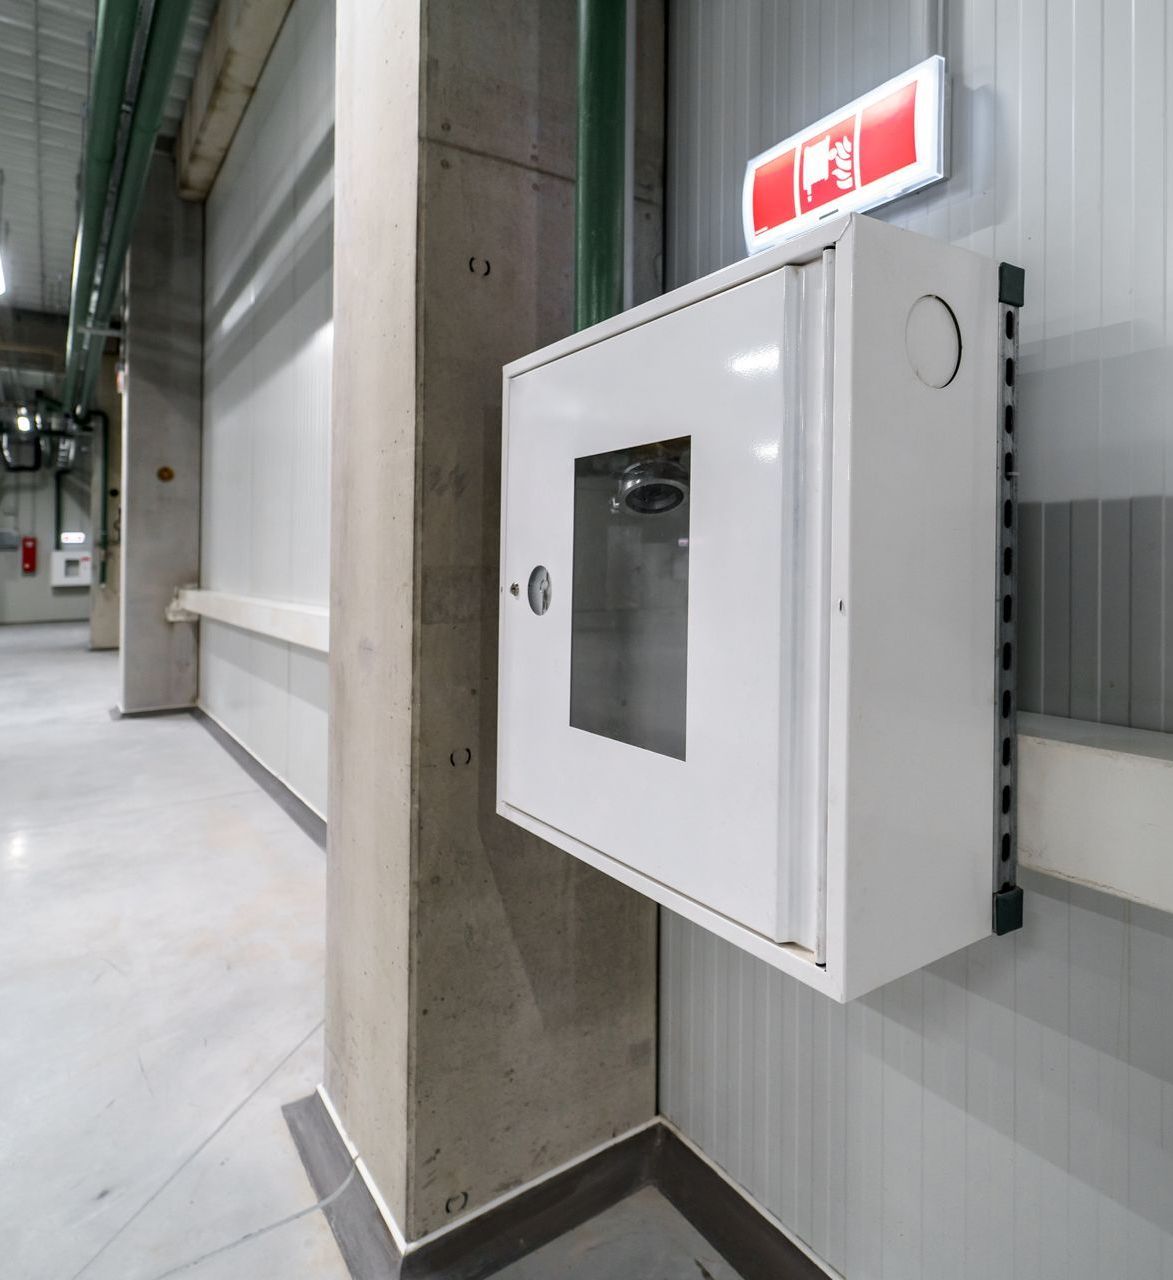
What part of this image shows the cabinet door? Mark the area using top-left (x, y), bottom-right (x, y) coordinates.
top-left (500, 259), bottom-right (832, 948)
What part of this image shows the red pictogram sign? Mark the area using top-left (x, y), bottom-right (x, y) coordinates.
top-left (743, 57), bottom-right (946, 254)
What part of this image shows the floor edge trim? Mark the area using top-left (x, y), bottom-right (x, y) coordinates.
top-left (286, 1096), bottom-right (831, 1280)
top-left (190, 708), bottom-right (326, 851)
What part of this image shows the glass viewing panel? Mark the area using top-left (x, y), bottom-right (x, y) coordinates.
top-left (570, 437), bottom-right (690, 760)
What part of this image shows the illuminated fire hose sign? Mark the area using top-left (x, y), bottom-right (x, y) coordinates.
top-left (742, 55), bottom-right (947, 254)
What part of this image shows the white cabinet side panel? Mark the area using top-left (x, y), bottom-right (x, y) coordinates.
top-left (829, 217), bottom-right (997, 998)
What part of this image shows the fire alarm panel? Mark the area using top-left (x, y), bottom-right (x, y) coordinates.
top-left (50, 549), bottom-right (92, 588)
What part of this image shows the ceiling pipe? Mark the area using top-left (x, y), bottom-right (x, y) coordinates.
top-left (575, 0), bottom-right (627, 331)
top-left (61, 0), bottom-right (138, 414)
top-left (72, 0), bottom-right (195, 416)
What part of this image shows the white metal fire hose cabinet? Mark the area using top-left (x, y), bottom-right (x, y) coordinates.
top-left (497, 213), bottom-right (1023, 1002)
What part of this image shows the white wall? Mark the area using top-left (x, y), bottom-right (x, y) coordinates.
top-left (201, 0), bottom-right (334, 814)
top-left (663, 2), bottom-right (1173, 1276)
top-left (0, 450), bottom-right (93, 625)
top-left (668, 0), bottom-right (1173, 507)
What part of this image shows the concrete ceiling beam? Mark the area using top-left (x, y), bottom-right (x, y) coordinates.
top-left (175, 0), bottom-right (294, 201)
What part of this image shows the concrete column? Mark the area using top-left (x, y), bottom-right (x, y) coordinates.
top-left (119, 152), bottom-right (203, 712)
top-left (327, 0), bottom-right (663, 1244)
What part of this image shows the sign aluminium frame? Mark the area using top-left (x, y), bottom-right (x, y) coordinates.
top-left (742, 54), bottom-right (948, 255)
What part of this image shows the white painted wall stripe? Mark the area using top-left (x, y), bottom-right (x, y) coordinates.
top-left (178, 588), bottom-right (329, 654)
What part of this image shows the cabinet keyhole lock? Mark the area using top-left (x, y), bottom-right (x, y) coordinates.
top-left (527, 566), bottom-right (551, 615)
top-left (509, 582), bottom-right (520, 597)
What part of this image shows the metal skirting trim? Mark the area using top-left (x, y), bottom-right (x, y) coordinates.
top-left (110, 704), bottom-right (196, 719)
top-left (283, 1094), bottom-right (400, 1279)
top-left (654, 1125), bottom-right (831, 1280)
top-left (109, 703), bottom-right (326, 849)
top-left (188, 708), bottom-right (326, 851)
top-left (285, 1093), bottom-right (827, 1280)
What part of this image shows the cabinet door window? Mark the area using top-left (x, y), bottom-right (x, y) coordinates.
top-left (570, 437), bottom-right (690, 760)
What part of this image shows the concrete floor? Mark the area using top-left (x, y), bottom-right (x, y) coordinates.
top-left (491, 1186), bottom-right (746, 1280)
top-left (0, 623), bottom-right (347, 1279)
top-left (0, 622), bottom-right (751, 1280)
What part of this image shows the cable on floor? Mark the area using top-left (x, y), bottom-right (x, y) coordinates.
top-left (141, 1158), bottom-right (357, 1279)
top-left (68, 1019), bottom-right (326, 1280)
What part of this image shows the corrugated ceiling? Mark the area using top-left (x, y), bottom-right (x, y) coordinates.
top-left (0, 0), bottom-right (216, 317)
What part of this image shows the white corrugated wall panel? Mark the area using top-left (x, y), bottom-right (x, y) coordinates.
top-left (200, 0), bottom-right (333, 818)
top-left (667, 0), bottom-right (1173, 513)
top-left (662, 875), bottom-right (1173, 1279)
top-left (663, 2), bottom-right (1173, 1276)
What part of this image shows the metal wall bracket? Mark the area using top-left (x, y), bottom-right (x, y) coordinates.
top-left (993, 883), bottom-right (1024, 935)
top-left (998, 262), bottom-right (1026, 308)
top-left (165, 585), bottom-right (199, 624)
top-left (994, 262), bottom-right (1024, 935)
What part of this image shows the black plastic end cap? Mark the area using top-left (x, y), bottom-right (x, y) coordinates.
top-left (993, 884), bottom-right (1024, 935)
top-left (999, 263), bottom-right (1026, 308)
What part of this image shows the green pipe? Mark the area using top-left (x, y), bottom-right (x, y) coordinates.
top-left (76, 0), bottom-right (195, 414)
top-left (575, 0), bottom-right (627, 331)
top-left (89, 409), bottom-right (110, 585)
top-left (54, 466), bottom-right (63, 550)
top-left (62, 0), bottom-right (139, 414)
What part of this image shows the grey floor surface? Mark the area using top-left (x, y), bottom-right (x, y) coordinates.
top-left (491, 1186), bottom-right (747, 1280)
top-left (0, 623), bottom-right (751, 1280)
top-left (0, 623), bottom-right (348, 1279)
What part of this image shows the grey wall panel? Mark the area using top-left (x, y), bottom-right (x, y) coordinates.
top-left (199, 0), bottom-right (333, 815)
top-left (1100, 499), bottom-right (1132, 726)
top-left (663, 1), bottom-right (1173, 1275)
top-left (662, 876), bottom-right (1173, 1279)
top-left (1017, 502), bottom-right (1042, 713)
top-left (1069, 499), bottom-right (1100, 722)
top-left (1042, 502), bottom-right (1071, 718)
top-left (1015, 497), bottom-right (1173, 730)
top-left (1164, 498), bottom-right (1173, 733)
top-left (1130, 496), bottom-right (1164, 731)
